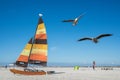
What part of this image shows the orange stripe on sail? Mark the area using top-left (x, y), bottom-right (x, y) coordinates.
top-left (30, 54), bottom-right (47, 62)
top-left (35, 34), bottom-right (47, 39)
top-left (17, 55), bottom-right (28, 62)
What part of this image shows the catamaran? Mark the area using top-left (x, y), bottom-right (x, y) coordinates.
top-left (10, 14), bottom-right (52, 75)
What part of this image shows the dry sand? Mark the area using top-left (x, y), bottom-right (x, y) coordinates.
top-left (0, 67), bottom-right (120, 80)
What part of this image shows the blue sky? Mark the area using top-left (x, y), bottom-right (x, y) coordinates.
top-left (0, 0), bottom-right (120, 66)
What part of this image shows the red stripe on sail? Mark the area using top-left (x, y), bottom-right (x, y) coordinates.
top-left (35, 34), bottom-right (47, 39)
top-left (30, 54), bottom-right (47, 62)
top-left (17, 55), bottom-right (28, 62)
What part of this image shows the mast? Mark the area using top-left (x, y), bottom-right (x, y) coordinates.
top-left (27, 14), bottom-right (43, 67)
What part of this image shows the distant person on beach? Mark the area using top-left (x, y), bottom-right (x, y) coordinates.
top-left (5, 65), bottom-right (7, 68)
top-left (93, 61), bottom-right (96, 70)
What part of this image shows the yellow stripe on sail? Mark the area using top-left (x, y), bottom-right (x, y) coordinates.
top-left (21, 49), bottom-right (30, 56)
top-left (31, 49), bottom-right (47, 56)
top-left (31, 48), bottom-right (47, 53)
top-left (24, 44), bottom-right (32, 50)
top-left (37, 23), bottom-right (45, 29)
top-left (36, 29), bottom-right (46, 34)
top-left (32, 44), bottom-right (48, 50)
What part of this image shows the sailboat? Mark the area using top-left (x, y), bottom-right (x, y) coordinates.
top-left (10, 14), bottom-right (49, 75)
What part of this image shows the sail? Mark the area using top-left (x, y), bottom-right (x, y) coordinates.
top-left (29, 16), bottom-right (48, 66)
top-left (16, 38), bottom-right (32, 67)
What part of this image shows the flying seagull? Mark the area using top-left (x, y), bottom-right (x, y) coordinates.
top-left (62, 12), bottom-right (85, 26)
top-left (78, 34), bottom-right (112, 43)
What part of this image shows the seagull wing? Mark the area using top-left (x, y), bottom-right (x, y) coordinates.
top-left (77, 12), bottom-right (86, 20)
top-left (78, 37), bottom-right (92, 41)
top-left (62, 20), bottom-right (74, 22)
top-left (96, 34), bottom-right (112, 39)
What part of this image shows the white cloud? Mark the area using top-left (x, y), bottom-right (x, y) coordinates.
top-left (50, 47), bottom-right (57, 52)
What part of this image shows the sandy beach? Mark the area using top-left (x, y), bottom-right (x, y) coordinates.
top-left (0, 67), bottom-right (120, 80)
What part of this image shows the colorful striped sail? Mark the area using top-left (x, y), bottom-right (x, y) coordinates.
top-left (29, 16), bottom-right (47, 66)
top-left (16, 38), bottom-right (32, 67)
top-left (16, 15), bottom-right (48, 67)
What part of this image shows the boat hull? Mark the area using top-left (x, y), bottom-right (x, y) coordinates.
top-left (10, 69), bottom-right (46, 75)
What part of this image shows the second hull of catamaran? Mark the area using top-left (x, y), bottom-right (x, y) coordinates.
top-left (10, 69), bottom-right (46, 75)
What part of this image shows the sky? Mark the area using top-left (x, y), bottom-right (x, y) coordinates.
top-left (0, 0), bottom-right (120, 66)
